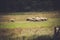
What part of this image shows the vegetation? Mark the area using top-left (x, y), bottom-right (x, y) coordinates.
top-left (0, 18), bottom-right (60, 28)
top-left (0, 0), bottom-right (60, 12)
top-left (0, 12), bottom-right (60, 40)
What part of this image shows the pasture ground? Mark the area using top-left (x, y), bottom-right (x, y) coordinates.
top-left (0, 11), bottom-right (60, 40)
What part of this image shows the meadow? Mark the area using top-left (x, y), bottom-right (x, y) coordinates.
top-left (0, 12), bottom-right (60, 28)
top-left (0, 11), bottom-right (60, 40)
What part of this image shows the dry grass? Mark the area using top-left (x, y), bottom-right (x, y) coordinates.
top-left (0, 27), bottom-right (53, 40)
top-left (0, 12), bottom-right (60, 22)
top-left (0, 12), bottom-right (60, 40)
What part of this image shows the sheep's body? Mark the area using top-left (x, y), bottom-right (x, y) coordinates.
top-left (26, 17), bottom-right (48, 22)
top-left (40, 17), bottom-right (48, 21)
top-left (26, 17), bottom-right (35, 21)
top-left (34, 17), bottom-right (41, 21)
top-left (43, 18), bottom-right (48, 21)
top-left (9, 18), bottom-right (15, 22)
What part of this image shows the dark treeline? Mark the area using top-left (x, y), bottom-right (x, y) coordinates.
top-left (0, 0), bottom-right (60, 12)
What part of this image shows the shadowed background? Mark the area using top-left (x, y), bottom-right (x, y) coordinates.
top-left (0, 0), bottom-right (60, 13)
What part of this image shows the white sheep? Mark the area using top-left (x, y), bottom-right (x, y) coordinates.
top-left (34, 17), bottom-right (41, 21)
top-left (9, 18), bottom-right (15, 22)
top-left (40, 17), bottom-right (48, 21)
top-left (26, 17), bottom-right (34, 21)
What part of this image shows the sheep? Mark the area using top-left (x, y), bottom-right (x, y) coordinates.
top-left (26, 17), bottom-right (48, 22)
top-left (43, 18), bottom-right (48, 21)
top-left (34, 17), bottom-right (41, 21)
top-left (26, 17), bottom-right (34, 21)
top-left (9, 18), bottom-right (15, 22)
top-left (39, 17), bottom-right (44, 21)
top-left (40, 17), bottom-right (48, 21)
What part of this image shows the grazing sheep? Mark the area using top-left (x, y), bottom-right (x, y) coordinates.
top-left (9, 18), bottom-right (15, 22)
top-left (40, 17), bottom-right (47, 21)
top-left (34, 17), bottom-right (41, 21)
top-left (26, 17), bottom-right (34, 21)
top-left (40, 17), bottom-right (44, 21)
top-left (26, 17), bottom-right (48, 22)
top-left (43, 18), bottom-right (48, 21)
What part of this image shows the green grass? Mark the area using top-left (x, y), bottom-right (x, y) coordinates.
top-left (0, 12), bottom-right (60, 40)
top-left (0, 18), bottom-right (60, 28)
top-left (0, 11), bottom-right (60, 28)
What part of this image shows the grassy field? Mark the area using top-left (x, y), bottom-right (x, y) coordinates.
top-left (0, 18), bottom-right (60, 28)
top-left (0, 12), bottom-right (60, 40)
top-left (0, 12), bottom-right (60, 28)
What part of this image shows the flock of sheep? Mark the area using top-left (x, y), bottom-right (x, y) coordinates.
top-left (9, 17), bottom-right (48, 22)
top-left (26, 17), bottom-right (48, 22)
